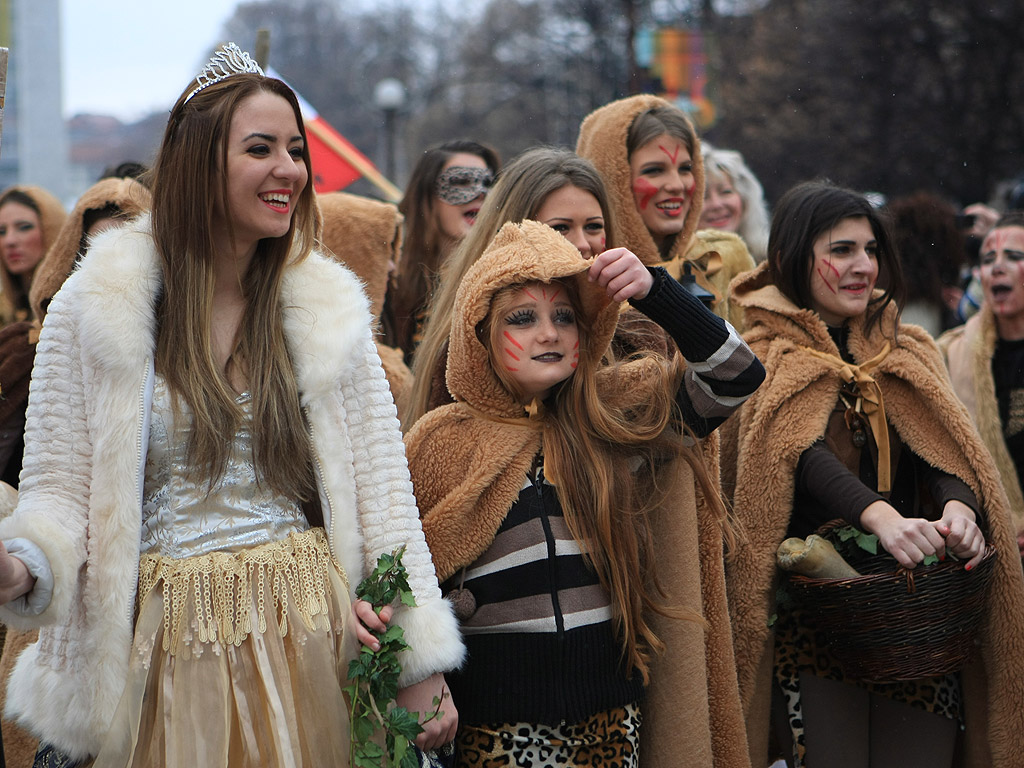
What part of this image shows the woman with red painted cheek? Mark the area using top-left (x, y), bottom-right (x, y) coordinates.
top-left (0, 187), bottom-right (67, 327)
top-left (725, 182), bottom-right (1024, 768)
top-left (405, 220), bottom-right (763, 767)
top-left (940, 211), bottom-right (1024, 560)
top-left (577, 95), bottom-right (755, 328)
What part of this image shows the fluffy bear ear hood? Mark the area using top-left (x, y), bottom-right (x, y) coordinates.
top-left (446, 219), bottom-right (619, 418)
top-left (576, 94), bottom-right (704, 266)
top-left (317, 191), bottom-right (403, 320)
top-left (30, 177), bottom-right (152, 321)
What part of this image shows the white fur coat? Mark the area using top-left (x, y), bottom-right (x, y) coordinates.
top-left (0, 217), bottom-right (463, 760)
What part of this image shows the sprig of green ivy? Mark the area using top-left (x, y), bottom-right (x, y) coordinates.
top-left (836, 525), bottom-right (879, 554)
top-left (345, 546), bottom-right (441, 768)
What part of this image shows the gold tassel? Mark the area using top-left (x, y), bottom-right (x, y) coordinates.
top-left (138, 528), bottom-right (345, 655)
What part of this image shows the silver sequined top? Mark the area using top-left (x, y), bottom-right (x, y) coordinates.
top-left (141, 375), bottom-right (308, 558)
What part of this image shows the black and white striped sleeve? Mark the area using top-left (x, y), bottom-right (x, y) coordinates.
top-left (628, 267), bottom-right (765, 437)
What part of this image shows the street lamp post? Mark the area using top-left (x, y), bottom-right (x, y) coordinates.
top-left (373, 78), bottom-right (407, 183)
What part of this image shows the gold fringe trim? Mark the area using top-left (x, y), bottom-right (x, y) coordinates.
top-left (138, 528), bottom-right (348, 653)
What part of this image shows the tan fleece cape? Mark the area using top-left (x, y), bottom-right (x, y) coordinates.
top-left (938, 307), bottom-right (1024, 535)
top-left (725, 263), bottom-right (1024, 767)
top-left (2, 177), bottom-right (149, 768)
top-left (29, 177), bottom-right (151, 322)
top-left (405, 220), bottom-right (750, 768)
top-left (576, 95), bottom-right (754, 329)
top-left (317, 191), bottom-right (412, 418)
top-left (0, 186), bottom-right (67, 326)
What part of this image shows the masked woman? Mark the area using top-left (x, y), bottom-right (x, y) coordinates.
top-left (0, 44), bottom-right (462, 767)
top-left (385, 139), bottom-right (499, 360)
top-left (726, 181), bottom-right (1024, 767)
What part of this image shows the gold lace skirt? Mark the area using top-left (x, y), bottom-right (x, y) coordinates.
top-left (92, 527), bottom-right (355, 768)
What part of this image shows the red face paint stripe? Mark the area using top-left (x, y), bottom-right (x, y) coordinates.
top-left (659, 144), bottom-right (680, 165)
top-left (549, 287), bottom-right (562, 302)
top-left (503, 331), bottom-right (524, 350)
top-left (633, 178), bottom-right (658, 210)
top-left (816, 267), bottom-right (838, 294)
top-left (504, 348), bottom-right (520, 361)
top-left (523, 288), bottom-right (538, 301)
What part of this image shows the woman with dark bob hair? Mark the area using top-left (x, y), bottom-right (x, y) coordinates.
top-left (724, 181), bottom-right (1024, 767)
top-left (0, 44), bottom-right (462, 767)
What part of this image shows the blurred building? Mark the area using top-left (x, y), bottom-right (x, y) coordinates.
top-left (0, 0), bottom-right (70, 199)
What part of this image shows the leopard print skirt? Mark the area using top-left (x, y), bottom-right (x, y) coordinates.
top-left (774, 603), bottom-right (960, 767)
top-left (455, 702), bottom-right (641, 767)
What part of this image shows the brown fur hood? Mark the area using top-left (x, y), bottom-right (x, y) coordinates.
top-left (406, 219), bottom-right (617, 580)
top-left (317, 191), bottom-right (403, 320)
top-left (406, 219), bottom-right (752, 767)
top-left (30, 177), bottom-right (150, 321)
top-left (727, 262), bottom-right (1024, 766)
top-left (577, 94), bottom-right (704, 266)
top-left (576, 96), bottom-right (754, 326)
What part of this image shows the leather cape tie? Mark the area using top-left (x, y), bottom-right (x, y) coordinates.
top-left (803, 342), bottom-right (893, 493)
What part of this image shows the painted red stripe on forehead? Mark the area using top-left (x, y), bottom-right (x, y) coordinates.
top-left (659, 144), bottom-right (680, 165)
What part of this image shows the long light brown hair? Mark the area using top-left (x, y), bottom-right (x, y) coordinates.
top-left (402, 147), bottom-right (615, 431)
top-left (150, 73), bottom-right (319, 506)
top-left (483, 278), bottom-right (730, 681)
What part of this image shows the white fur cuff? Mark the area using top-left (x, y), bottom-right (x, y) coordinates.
top-left (395, 595), bottom-right (466, 687)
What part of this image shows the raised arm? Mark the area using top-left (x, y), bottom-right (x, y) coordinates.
top-left (593, 254), bottom-right (764, 436)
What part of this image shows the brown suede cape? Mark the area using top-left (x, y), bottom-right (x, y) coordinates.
top-left (576, 95), bottom-right (755, 329)
top-left (725, 262), bottom-right (1024, 767)
top-left (405, 220), bottom-right (750, 768)
top-left (317, 191), bottom-right (413, 420)
top-left (938, 307), bottom-right (1024, 535)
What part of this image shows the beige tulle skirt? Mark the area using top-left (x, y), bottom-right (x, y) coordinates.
top-left (92, 527), bottom-right (355, 768)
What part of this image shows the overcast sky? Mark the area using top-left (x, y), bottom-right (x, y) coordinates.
top-left (63, 0), bottom-right (241, 121)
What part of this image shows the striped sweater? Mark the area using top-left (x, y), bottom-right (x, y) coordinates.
top-left (442, 267), bottom-right (763, 726)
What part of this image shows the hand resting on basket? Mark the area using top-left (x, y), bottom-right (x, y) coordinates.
top-left (860, 499), bottom-right (985, 570)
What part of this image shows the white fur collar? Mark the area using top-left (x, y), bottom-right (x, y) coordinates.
top-left (71, 214), bottom-right (372, 401)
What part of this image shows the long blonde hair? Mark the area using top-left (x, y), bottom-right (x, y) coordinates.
top-left (402, 147), bottom-right (615, 431)
top-left (150, 73), bottom-right (319, 506)
top-left (483, 279), bottom-right (730, 681)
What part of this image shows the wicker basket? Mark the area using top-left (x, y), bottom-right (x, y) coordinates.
top-left (785, 529), bottom-right (997, 683)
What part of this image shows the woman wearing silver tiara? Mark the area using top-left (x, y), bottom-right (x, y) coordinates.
top-left (0, 43), bottom-right (463, 767)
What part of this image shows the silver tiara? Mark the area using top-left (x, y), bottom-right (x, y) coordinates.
top-left (184, 43), bottom-right (264, 104)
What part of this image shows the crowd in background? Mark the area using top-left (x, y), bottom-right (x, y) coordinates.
top-left (0, 40), bottom-right (1020, 768)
